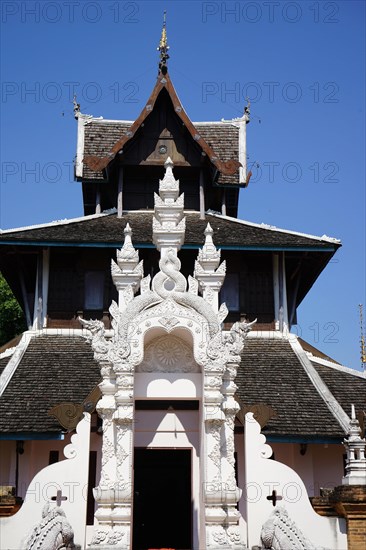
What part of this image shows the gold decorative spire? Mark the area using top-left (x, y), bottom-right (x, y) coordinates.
top-left (157, 11), bottom-right (169, 74)
top-left (359, 304), bottom-right (366, 369)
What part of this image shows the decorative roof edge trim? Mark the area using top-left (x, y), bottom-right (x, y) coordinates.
top-left (0, 332), bottom-right (32, 397)
top-left (0, 347), bottom-right (16, 360)
top-left (0, 209), bottom-right (117, 234)
top-left (289, 335), bottom-right (350, 433)
top-left (32, 327), bottom-right (115, 338)
top-left (82, 72), bottom-right (241, 176)
top-left (309, 355), bottom-right (366, 379)
top-left (81, 118), bottom-right (237, 127)
top-left (247, 330), bottom-right (290, 339)
top-left (19, 327), bottom-right (115, 338)
top-left (206, 211), bottom-right (341, 245)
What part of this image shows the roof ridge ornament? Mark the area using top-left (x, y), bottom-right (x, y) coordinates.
top-left (73, 94), bottom-right (81, 119)
top-left (157, 11), bottom-right (169, 75)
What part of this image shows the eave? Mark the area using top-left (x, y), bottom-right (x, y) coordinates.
top-left (0, 240), bottom-right (339, 252)
top-left (0, 432), bottom-right (64, 440)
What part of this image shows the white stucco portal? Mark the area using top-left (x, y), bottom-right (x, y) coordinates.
top-left (82, 159), bottom-right (252, 549)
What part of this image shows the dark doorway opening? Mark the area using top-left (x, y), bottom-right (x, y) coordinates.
top-left (133, 448), bottom-right (192, 550)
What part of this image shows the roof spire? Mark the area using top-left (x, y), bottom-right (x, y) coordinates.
top-left (73, 93), bottom-right (80, 119)
top-left (157, 11), bottom-right (169, 75)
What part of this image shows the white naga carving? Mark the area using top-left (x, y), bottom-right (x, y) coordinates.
top-left (22, 503), bottom-right (74, 550)
top-left (260, 506), bottom-right (326, 550)
top-left (137, 334), bottom-right (200, 372)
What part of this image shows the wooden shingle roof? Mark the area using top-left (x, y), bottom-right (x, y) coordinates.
top-left (0, 356), bottom-right (9, 377)
top-left (311, 361), bottom-right (366, 422)
top-left (0, 336), bottom-right (101, 434)
top-left (236, 336), bottom-right (365, 440)
top-left (0, 211), bottom-right (340, 250)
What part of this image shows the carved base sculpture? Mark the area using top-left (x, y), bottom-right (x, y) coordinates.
top-left (21, 503), bottom-right (74, 550)
top-left (261, 506), bottom-right (328, 550)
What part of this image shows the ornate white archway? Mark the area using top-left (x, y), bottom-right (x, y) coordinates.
top-left (82, 158), bottom-right (254, 549)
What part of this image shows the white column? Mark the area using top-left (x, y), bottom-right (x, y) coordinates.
top-left (32, 251), bottom-right (43, 329)
top-left (42, 247), bottom-right (50, 327)
top-left (273, 253), bottom-right (280, 330)
top-left (96, 184), bottom-right (101, 214)
top-left (199, 169), bottom-right (206, 220)
top-left (238, 116), bottom-right (248, 185)
top-left (117, 168), bottom-right (123, 218)
top-left (281, 252), bottom-right (289, 331)
top-left (221, 189), bottom-right (227, 216)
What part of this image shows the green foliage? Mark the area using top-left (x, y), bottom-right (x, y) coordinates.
top-left (0, 273), bottom-right (26, 346)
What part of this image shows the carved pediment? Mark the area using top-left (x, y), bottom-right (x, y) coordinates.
top-left (136, 334), bottom-right (200, 373)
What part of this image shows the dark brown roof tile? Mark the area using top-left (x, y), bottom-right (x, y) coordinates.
top-left (236, 337), bottom-right (356, 439)
top-left (0, 212), bottom-right (339, 250)
top-left (0, 336), bottom-right (101, 433)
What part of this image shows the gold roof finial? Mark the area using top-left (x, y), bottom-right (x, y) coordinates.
top-left (159, 11), bottom-right (168, 50)
top-left (359, 304), bottom-right (366, 369)
top-left (157, 11), bottom-right (169, 75)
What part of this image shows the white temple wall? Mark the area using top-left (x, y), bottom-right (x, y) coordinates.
top-left (312, 442), bottom-right (345, 493)
top-left (0, 432), bottom-right (104, 503)
top-left (15, 437), bottom-right (71, 500)
top-left (272, 442), bottom-right (315, 496)
top-left (0, 414), bottom-right (92, 550)
top-left (269, 442), bottom-right (344, 496)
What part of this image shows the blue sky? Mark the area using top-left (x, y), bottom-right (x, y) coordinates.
top-left (1, 0), bottom-right (365, 370)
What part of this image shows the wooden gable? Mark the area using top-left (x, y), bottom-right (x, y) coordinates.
top-left (83, 72), bottom-right (240, 177)
top-left (120, 88), bottom-right (203, 168)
